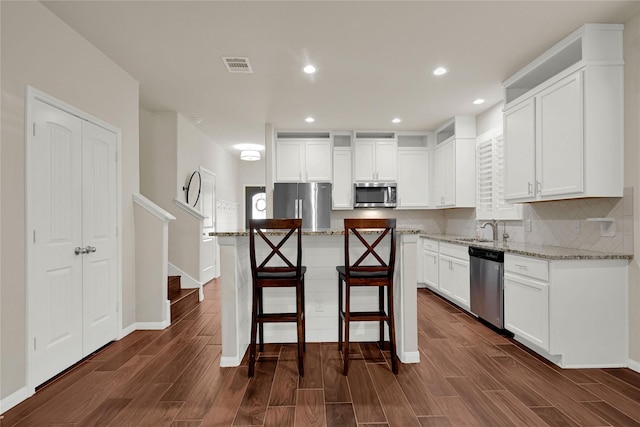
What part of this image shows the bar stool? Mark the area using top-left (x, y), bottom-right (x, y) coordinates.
top-left (336, 218), bottom-right (398, 375)
top-left (248, 218), bottom-right (306, 377)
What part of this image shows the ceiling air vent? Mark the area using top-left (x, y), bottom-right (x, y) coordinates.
top-left (222, 57), bottom-right (253, 73)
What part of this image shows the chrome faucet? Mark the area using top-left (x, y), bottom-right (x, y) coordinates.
top-left (480, 219), bottom-right (499, 242)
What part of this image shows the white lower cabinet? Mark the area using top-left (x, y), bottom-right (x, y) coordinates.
top-left (504, 272), bottom-right (549, 351)
top-left (420, 238), bottom-right (439, 289)
top-left (504, 253), bottom-right (628, 368)
top-left (422, 250), bottom-right (438, 289)
top-left (438, 243), bottom-right (470, 311)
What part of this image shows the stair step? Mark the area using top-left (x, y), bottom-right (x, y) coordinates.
top-left (170, 288), bottom-right (199, 322)
top-left (168, 275), bottom-right (181, 300)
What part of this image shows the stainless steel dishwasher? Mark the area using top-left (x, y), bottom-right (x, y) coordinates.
top-left (469, 246), bottom-right (504, 330)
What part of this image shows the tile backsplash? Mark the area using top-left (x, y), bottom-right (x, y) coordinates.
top-left (330, 209), bottom-right (444, 233)
top-left (444, 188), bottom-right (634, 255)
top-left (331, 188), bottom-right (634, 255)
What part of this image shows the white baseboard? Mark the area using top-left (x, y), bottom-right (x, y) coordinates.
top-left (165, 300), bottom-right (172, 326)
top-left (135, 320), bottom-right (170, 330)
top-left (120, 322), bottom-right (137, 339)
top-left (0, 387), bottom-right (31, 415)
top-left (168, 263), bottom-right (202, 289)
top-left (399, 350), bottom-right (420, 364)
top-left (220, 355), bottom-right (243, 367)
top-left (628, 358), bottom-right (640, 373)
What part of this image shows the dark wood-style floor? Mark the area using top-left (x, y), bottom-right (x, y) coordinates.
top-left (3, 280), bottom-right (640, 426)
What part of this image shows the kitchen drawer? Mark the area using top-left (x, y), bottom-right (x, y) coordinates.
top-left (505, 254), bottom-right (549, 282)
top-left (439, 242), bottom-right (468, 260)
top-left (421, 238), bottom-right (439, 252)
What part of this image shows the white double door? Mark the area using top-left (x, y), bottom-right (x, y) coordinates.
top-left (30, 99), bottom-right (118, 387)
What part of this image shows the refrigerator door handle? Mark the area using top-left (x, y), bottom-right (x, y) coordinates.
top-left (294, 198), bottom-right (298, 218)
top-left (298, 199), bottom-right (303, 219)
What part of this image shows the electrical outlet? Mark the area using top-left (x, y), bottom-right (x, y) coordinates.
top-left (572, 221), bottom-right (581, 234)
top-left (314, 300), bottom-right (324, 312)
top-left (524, 220), bottom-right (532, 232)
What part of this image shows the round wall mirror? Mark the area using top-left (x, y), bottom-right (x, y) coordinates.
top-left (183, 171), bottom-right (201, 207)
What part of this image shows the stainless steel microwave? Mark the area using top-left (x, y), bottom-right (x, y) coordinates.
top-left (354, 182), bottom-right (397, 208)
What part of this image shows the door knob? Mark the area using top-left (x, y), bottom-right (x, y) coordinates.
top-left (75, 247), bottom-right (87, 255)
top-left (85, 245), bottom-right (97, 253)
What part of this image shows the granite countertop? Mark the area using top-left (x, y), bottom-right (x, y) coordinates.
top-left (211, 229), bottom-right (631, 260)
top-left (420, 234), bottom-right (633, 260)
top-left (211, 228), bottom-right (423, 237)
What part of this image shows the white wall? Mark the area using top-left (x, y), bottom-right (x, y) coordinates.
top-left (623, 12), bottom-right (640, 366)
top-left (139, 111), bottom-right (242, 278)
top-left (1, 1), bottom-right (139, 399)
top-left (133, 203), bottom-right (169, 323)
top-left (475, 101), bottom-right (503, 135)
top-left (140, 110), bottom-right (177, 208)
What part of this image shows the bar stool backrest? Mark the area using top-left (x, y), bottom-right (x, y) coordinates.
top-left (249, 218), bottom-right (303, 280)
top-left (343, 218), bottom-right (396, 279)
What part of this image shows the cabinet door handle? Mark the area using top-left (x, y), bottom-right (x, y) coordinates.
top-left (528, 182), bottom-right (533, 195)
top-left (536, 181), bottom-right (541, 195)
top-left (514, 264), bottom-right (528, 270)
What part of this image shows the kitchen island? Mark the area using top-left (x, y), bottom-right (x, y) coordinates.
top-left (211, 229), bottom-right (421, 367)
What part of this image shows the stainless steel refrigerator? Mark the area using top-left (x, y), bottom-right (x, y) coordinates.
top-left (273, 182), bottom-right (332, 230)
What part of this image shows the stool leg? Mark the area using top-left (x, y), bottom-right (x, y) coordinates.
top-left (301, 278), bottom-right (306, 352)
top-left (378, 286), bottom-right (385, 348)
top-left (248, 284), bottom-right (259, 378)
top-left (387, 281), bottom-right (398, 374)
top-left (258, 288), bottom-right (264, 352)
top-left (342, 281), bottom-right (351, 376)
top-left (296, 280), bottom-right (304, 376)
top-left (337, 275), bottom-right (343, 352)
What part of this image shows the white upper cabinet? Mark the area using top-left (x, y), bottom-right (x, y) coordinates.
top-left (275, 138), bottom-right (332, 182)
top-left (432, 117), bottom-right (476, 208)
top-left (504, 98), bottom-right (536, 200)
top-left (476, 128), bottom-right (523, 220)
top-left (397, 149), bottom-right (429, 208)
top-left (503, 24), bottom-right (624, 202)
top-left (353, 137), bottom-right (397, 182)
top-left (332, 148), bottom-right (353, 209)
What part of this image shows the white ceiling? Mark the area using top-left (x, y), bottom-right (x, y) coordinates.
top-left (42, 0), bottom-right (640, 158)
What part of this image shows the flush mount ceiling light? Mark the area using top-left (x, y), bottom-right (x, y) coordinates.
top-left (432, 66), bottom-right (448, 76)
top-left (303, 64), bottom-right (316, 74)
top-left (392, 118), bottom-right (402, 124)
top-left (305, 117), bottom-right (315, 123)
top-left (234, 143), bottom-right (264, 151)
top-left (240, 150), bottom-right (261, 161)
top-left (473, 98), bottom-right (486, 105)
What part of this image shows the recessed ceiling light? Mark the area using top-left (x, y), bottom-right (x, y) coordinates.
top-left (305, 117), bottom-right (315, 123)
top-left (473, 98), bottom-right (485, 105)
top-left (433, 67), bottom-right (448, 76)
top-left (392, 118), bottom-right (402, 124)
top-left (303, 65), bottom-right (316, 74)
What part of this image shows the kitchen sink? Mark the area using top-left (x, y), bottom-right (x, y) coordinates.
top-left (455, 237), bottom-right (493, 243)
